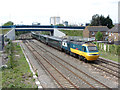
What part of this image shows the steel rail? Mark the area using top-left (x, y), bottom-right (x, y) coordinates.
top-left (31, 40), bottom-right (111, 89)
top-left (98, 58), bottom-right (120, 69)
top-left (24, 40), bottom-right (78, 88)
top-left (90, 64), bottom-right (119, 78)
top-left (30, 40), bottom-right (96, 88)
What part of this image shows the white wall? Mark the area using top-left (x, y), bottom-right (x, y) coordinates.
top-left (53, 28), bottom-right (66, 37)
top-left (4, 28), bottom-right (15, 40)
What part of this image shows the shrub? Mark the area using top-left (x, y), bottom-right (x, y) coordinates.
top-left (95, 31), bottom-right (103, 41)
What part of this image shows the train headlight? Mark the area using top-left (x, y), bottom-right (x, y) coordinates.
top-left (88, 54), bottom-right (99, 56)
top-left (88, 54), bottom-right (93, 56)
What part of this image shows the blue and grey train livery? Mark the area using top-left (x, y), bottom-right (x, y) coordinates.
top-left (31, 32), bottom-right (99, 61)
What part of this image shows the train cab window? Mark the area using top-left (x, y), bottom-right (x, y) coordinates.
top-left (88, 46), bottom-right (97, 51)
top-left (82, 46), bottom-right (86, 52)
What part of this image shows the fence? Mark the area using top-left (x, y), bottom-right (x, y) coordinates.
top-left (94, 42), bottom-right (120, 56)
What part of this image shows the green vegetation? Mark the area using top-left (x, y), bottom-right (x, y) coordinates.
top-left (90, 14), bottom-right (114, 29)
top-left (99, 51), bottom-right (119, 62)
top-left (95, 31), bottom-right (103, 41)
top-left (93, 42), bottom-right (120, 62)
top-left (40, 31), bottom-right (51, 35)
top-left (60, 30), bottom-right (83, 37)
top-left (56, 24), bottom-right (64, 26)
top-left (2, 41), bottom-right (37, 88)
top-left (0, 29), bottom-right (11, 34)
top-left (3, 21), bottom-right (14, 26)
top-left (16, 31), bottom-right (31, 36)
top-left (0, 51), bottom-right (1, 88)
top-left (0, 72), bottom-right (1, 89)
top-left (0, 29), bottom-right (2, 34)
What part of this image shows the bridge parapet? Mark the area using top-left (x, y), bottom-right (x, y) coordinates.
top-left (0, 25), bottom-right (85, 38)
top-left (1, 25), bottom-right (85, 30)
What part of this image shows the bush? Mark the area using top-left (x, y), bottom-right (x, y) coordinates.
top-left (95, 31), bottom-right (103, 41)
top-left (114, 45), bottom-right (120, 55)
top-left (95, 43), bottom-right (120, 56)
top-left (5, 40), bottom-right (16, 69)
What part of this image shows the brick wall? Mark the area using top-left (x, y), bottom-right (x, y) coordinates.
top-left (83, 28), bottom-right (89, 38)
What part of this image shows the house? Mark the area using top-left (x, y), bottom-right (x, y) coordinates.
top-left (83, 26), bottom-right (109, 40)
top-left (108, 24), bottom-right (120, 44)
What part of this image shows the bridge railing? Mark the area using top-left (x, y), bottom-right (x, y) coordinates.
top-left (1, 25), bottom-right (85, 30)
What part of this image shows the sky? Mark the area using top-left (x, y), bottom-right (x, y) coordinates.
top-left (0, 0), bottom-right (119, 25)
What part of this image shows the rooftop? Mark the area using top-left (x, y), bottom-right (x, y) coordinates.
top-left (85, 26), bottom-right (109, 32)
top-left (108, 24), bottom-right (120, 33)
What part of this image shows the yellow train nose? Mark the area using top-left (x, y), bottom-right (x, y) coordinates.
top-left (86, 55), bottom-right (99, 61)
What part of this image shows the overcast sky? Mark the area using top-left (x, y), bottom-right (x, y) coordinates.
top-left (0, 0), bottom-right (119, 25)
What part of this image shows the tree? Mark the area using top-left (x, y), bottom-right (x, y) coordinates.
top-left (90, 14), bottom-right (100, 26)
top-left (90, 14), bottom-right (113, 29)
top-left (3, 21), bottom-right (14, 26)
top-left (95, 31), bottom-right (103, 41)
top-left (56, 24), bottom-right (64, 26)
top-left (104, 15), bottom-right (113, 29)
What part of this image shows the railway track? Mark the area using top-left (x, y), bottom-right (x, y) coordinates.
top-left (33, 39), bottom-right (119, 79)
top-left (24, 40), bottom-right (112, 88)
top-left (23, 40), bottom-right (78, 88)
top-left (91, 58), bottom-right (119, 78)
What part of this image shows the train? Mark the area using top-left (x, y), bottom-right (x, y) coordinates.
top-left (31, 32), bottom-right (99, 62)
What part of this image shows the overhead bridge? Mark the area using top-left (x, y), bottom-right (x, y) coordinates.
top-left (1, 25), bottom-right (85, 31)
top-left (1, 25), bottom-right (85, 39)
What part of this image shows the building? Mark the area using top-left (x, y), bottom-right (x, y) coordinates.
top-left (63, 21), bottom-right (68, 26)
top-left (83, 26), bottom-right (109, 41)
top-left (50, 17), bottom-right (60, 25)
top-left (32, 22), bottom-right (40, 25)
top-left (108, 24), bottom-right (120, 44)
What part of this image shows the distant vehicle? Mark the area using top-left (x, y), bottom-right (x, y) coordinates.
top-left (31, 32), bottom-right (99, 62)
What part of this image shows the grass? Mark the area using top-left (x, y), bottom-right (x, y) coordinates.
top-left (0, 29), bottom-right (11, 34)
top-left (2, 43), bottom-right (37, 88)
top-left (59, 30), bottom-right (83, 37)
top-left (99, 50), bottom-right (119, 62)
top-left (0, 29), bottom-right (2, 34)
top-left (40, 31), bottom-right (51, 35)
top-left (0, 72), bottom-right (2, 89)
top-left (0, 52), bottom-right (2, 89)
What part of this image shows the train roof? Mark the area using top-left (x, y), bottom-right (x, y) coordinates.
top-left (40, 34), bottom-right (49, 37)
top-left (83, 43), bottom-right (96, 46)
top-left (47, 35), bottom-right (63, 41)
top-left (70, 40), bottom-right (95, 46)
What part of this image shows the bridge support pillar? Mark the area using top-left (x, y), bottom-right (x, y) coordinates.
top-left (53, 28), bottom-right (66, 37)
top-left (4, 28), bottom-right (15, 40)
top-left (50, 31), bottom-right (54, 36)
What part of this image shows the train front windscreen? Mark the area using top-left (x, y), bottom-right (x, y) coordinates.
top-left (88, 46), bottom-right (98, 52)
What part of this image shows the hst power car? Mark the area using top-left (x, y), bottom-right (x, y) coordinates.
top-left (31, 32), bottom-right (99, 62)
